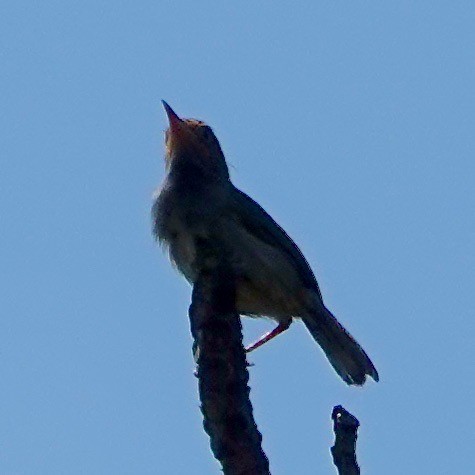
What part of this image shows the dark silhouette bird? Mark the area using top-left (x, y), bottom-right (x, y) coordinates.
top-left (152, 101), bottom-right (379, 385)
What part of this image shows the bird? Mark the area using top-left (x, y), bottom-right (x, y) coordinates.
top-left (152, 101), bottom-right (379, 386)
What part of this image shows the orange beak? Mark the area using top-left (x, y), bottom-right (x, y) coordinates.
top-left (162, 100), bottom-right (183, 135)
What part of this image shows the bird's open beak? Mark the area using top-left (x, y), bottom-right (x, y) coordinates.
top-left (162, 100), bottom-right (183, 134)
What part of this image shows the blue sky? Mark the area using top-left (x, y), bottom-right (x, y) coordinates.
top-left (2, 2), bottom-right (474, 473)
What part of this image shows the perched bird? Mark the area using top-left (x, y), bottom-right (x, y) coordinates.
top-left (153, 101), bottom-right (379, 386)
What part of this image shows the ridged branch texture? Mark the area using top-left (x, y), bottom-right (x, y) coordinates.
top-left (189, 264), bottom-right (270, 475)
top-left (331, 405), bottom-right (360, 475)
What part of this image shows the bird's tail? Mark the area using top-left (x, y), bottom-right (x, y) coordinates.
top-left (302, 307), bottom-right (379, 385)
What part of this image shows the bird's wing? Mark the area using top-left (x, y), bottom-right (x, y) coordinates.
top-left (228, 186), bottom-right (323, 299)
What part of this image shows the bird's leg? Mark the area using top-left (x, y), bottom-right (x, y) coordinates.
top-left (245, 318), bottom-right (292, 353)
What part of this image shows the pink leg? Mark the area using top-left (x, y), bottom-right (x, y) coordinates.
top-left (245, 319), bottom-right (292, 353)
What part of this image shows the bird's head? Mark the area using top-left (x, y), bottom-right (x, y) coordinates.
top-left (161, 101), bottom-right (229, 181)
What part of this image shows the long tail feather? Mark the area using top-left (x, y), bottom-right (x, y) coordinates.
top-left (303, 307), bottom-right (379, 385)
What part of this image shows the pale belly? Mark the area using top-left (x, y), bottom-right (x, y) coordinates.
top-left (235, 278), bottom-right (314, 320)
top-left (167, 222), bottom-right (317, 321)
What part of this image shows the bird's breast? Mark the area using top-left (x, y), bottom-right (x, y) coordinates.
top-left (153, 178), bottom-right (228, 282)
top-left (153, 181), bottom-right (316, 320)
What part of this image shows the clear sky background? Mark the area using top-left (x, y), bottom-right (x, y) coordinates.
top-left (2, 2), bottom-right (474, 474)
